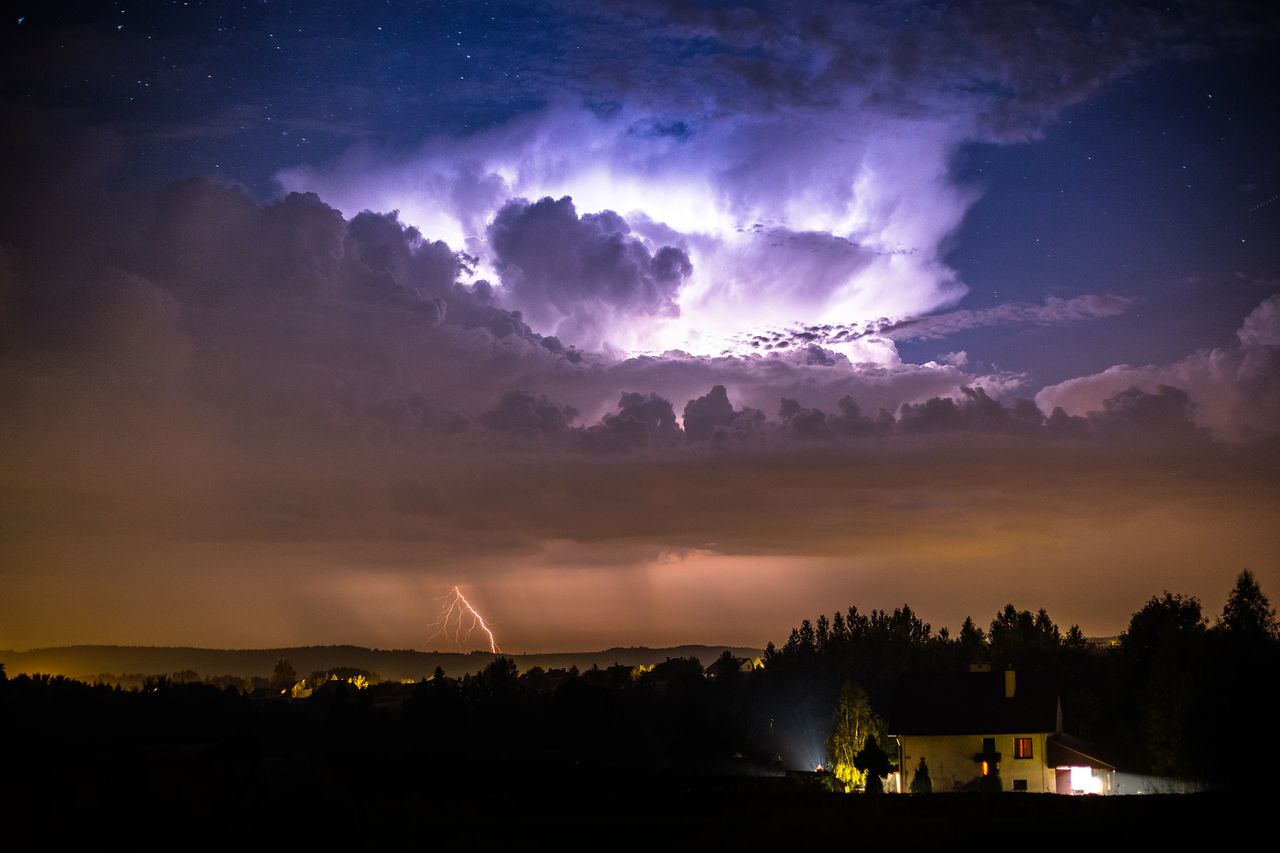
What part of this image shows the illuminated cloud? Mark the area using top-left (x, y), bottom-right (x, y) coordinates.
top-left (745, 294), bottom-right (1133, 353)
top-left (277, 104), bottom-right (973, 356)
top-left (487, 196), bottom-right (692, 351)
top-left (275, 1), bottom-right (1190, 356)
top-left (1037, 295), bottom-right (1280, 442)
top-left (878, 295), bottom-right (1133, 342)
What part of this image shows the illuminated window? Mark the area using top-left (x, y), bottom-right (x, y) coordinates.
top-left (1014, 737), bottom-right (1033, 759)
top-left (980, 760), bottom-right (989, 777)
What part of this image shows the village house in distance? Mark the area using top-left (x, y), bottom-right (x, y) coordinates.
top-left (888, 668), bottom-right (1115, 794)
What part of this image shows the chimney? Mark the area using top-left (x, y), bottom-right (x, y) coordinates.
top-left (1004, 668), bottom-right (1016, 699)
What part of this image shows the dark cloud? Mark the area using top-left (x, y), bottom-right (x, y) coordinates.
top-left (583, 391), bottom-right (682, 450)
top-left (682, 384), bottom-right (737, 441)
top-left (7, 175), bottom-right (1264, 459)
top-left (414, 380), bottom-right (1229, 456)
top-left (3, 176), bottom-right (1040, 459)
top-left (713, 406), bottom-right (769, 447)
top-left (488, 196), bottom-right (692, 350)
top-left (778, 398), bottom-right (830, 440)
top-left (898, 386), bottom-right (1043, 435)
top-left (31, 270), bottom-right (192, 385)
top-left (481, 390), bottom-right (579, 438)
top-left (556, 0), bottom-right (1259, 140)
top-left (0, 178), bottom-right (596, 453)
top-left (831, 396), bottom-right (891, 437)
top-left (1088, 385), bottom-right (1205, 440)
top-left (1045, 405), bottom-right (1090, 438)
top-left (343, 209), bottom-right (460, 308)
top-left (614, 391), bottom-right (679, 432)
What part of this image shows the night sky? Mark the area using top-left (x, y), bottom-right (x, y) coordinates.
top-left (2, 1), bottom-right (1278, 652)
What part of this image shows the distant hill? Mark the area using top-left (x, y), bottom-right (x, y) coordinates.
top-left (0, 644), bottom-right (764, 682)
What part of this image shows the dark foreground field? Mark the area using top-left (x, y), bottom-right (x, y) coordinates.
top-left (1, 750), bottom-right (1251, 848)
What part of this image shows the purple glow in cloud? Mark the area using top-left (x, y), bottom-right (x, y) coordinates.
top-left (272, 0), bottom-right (1183, 360)
top-left (276, 105), bottom-right (976, 358)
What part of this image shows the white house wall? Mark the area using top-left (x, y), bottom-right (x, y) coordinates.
top-left (898, 733), bottom-right (1055, 793)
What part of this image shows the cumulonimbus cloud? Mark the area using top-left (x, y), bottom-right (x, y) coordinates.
top-left (274, 1), bottom-right (1201, 357)
top-left (487, 196), bottom-right (692, 352)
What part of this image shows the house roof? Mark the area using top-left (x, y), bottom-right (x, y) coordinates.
top-left (1047, 733), bottom-right (1114, 770)
top-left (887, 671), bottom-right (1060, 736)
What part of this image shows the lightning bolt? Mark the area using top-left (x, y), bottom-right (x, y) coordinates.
top-left (426, 585), bottom-right (501, 654)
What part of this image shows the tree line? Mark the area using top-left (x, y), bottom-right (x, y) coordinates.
top-left (1, 571), bottom-right (1274, 792)
top-left (758, 569), bottom-right (1278, 789)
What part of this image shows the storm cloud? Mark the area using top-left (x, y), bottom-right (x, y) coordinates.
top-left (488, 196), bottom-right (692, 350)
top-left (277, 1), bottom-right (1242, 360)
top-left (2, 1), bottom-right (1278, 652)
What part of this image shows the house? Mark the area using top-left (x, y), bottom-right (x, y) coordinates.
top-left (887, 669), bottom-right (1114, 794)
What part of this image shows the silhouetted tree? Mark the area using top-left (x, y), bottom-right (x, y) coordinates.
top-left (1199, 571), bottom-right (1279, 786)
top-left (797, 619), bottom-right (816, 655)
top-left (910, 756), bottom-right (932, 793)
top-left (1120, 592), bottom-right (1206, 776)
top-left (762, 641), bottom-right (779, 667)
top-left (481, 656), bottom-right (519, 694)
top-left (271, 658), bottom-right (296, 691)
top-left (830, 610), bottom-right (849, 649)
top-left (854, 735), bottom-right (892, 794)
top-left (958, 616), bottom-right (987, 663)
top-left (1216, 569), bottom-right (1277, 639)
top-left (1125, 592), bottom-right (1205, 656)
top-left (989, 605), bottom-right (1060, 665)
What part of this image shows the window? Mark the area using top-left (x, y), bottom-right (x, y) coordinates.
top-left (1013, 779), bottom-right (1028, 791)
top-left (982, 737), bottom-right (996, 753)
top-left (1014, 737), bottom-right (1033, 759)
